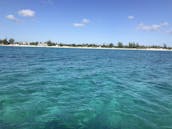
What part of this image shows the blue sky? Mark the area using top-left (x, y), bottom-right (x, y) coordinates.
top-left (0, 0), bottom-right (172, 46)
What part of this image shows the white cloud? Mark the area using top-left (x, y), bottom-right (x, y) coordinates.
top-left (73, 23), bottom-right (85, 27)
top-left (18, 9), bottom-right (35, 17)
top-left (137, 22), bottom-right (169, 31)
top-left (82, 18), bottom-right (90, 24)
top-left (138, 23), bottom-right (161, 31)
top-left (6, 14), bottom-right (18, 22)
top-left (73, 18), bottom-right (90, 27)
top-left (128, 16), bottom-right (135, 20)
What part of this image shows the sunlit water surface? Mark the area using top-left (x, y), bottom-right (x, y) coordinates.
top-left (0, 46), bottom-right (172, 129)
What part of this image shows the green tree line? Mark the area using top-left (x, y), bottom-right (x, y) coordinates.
top-left (0, 38), bottom-right (171, 49)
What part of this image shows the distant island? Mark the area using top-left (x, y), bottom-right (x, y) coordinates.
top-left (0, 38), bottom-right (172, 51)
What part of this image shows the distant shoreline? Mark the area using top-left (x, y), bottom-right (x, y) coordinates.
top-left (0, 44), bottom-right (172, 51)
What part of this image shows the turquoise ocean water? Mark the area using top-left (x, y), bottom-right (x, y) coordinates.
top-left (0, 46), bottom-right (172, 129)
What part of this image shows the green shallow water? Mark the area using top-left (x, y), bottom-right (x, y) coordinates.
top-left (0, 46), bottom-right (172, 129)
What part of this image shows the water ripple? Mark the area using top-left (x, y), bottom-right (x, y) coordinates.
top-left (0, 47), bottom-right (172, 129)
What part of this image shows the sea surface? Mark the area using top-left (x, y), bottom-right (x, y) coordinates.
top-left (0, 46), bottom-right (172, 129)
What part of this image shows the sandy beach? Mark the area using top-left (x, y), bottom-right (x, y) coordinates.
top-left (0, 44), bottom-right (172, 51)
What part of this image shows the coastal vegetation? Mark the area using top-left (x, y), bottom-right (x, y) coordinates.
top-left (0, 38), bottom-right (171, 49)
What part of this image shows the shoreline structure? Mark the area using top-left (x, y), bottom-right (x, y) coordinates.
top-left (0, 44), bottom-right (172, 51)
